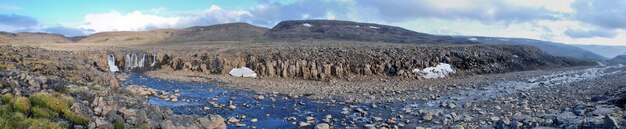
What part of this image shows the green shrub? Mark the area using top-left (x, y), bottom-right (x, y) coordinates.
top-left (30, 107), bottom-right (57, 119)
top-left (23, 118), bottom-right (63, 129)
top-left (61, 109), bottom-right (89, 125)
top-left (114, 121), bottom-right (124, 129)
top-left (0, 111), bottom-right (26, 129)
top-left (29, 92), bottom-right (89, 125)
top-left (0, 105), bottom-right (10, 114)
top-left (11, 97), bottom-right (30, 113)
top-left (0, 94), bottom-right (12, 104)
top-left (29, 92), bottom-right (72, 113)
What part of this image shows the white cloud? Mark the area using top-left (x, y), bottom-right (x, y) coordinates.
top-left (77, 5), bottom-right (252, 33)
top-left (80, 11), bottom-right (181, 32)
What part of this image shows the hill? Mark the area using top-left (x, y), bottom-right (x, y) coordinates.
top-left (162, 23), bottom-right (268, 43)
top-left (457, 36), bottom-right (607, 61)
top-left (77, 23), bottom-right (268, 44)
top-left (572, 44), bottom-right (626, 59)
top-left (608, 55), bottom-right (626, 64)
top-left (77, 29), bottom-right (177, 44)
top-left (265, 20), bottom-right (474, 44)
top-left (0, 32), bottom-right (73, 44)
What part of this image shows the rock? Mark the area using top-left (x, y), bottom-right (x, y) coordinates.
top-left (227, 117), bottom-right (240, 123)
top-left (495, 118), bottom-right (510, 129)
top-left (314, 123), bottom-right (330, 129)
top-left (255, 95), bottom-right (265, 100)
top-left (117, 107), bottom-right (137, 119)
top-left (603, 115), bottom-right (619, 129)
top-left (95, 118), bottom-right (113, 129)
top-left (251, 118), bottom-right (258, 123)
top-left (422, 114), bottom-right (433, 121)
top-left (160, 120), bottom-right (175, 129)
top-left (229, 105), bottom-right (237, 110)
top-left (448, 102), bottom-right (457, 109)
top-left (372, 117), bottom-right (383, 122)
top-left (450, 125), bottom-right (464, 129)
top-left (198, 115), bottom-right (226, 129)
top-left (299, 121), bottom-right (312, 127)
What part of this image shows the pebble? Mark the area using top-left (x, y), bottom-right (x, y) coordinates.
top-left (250, 118), bottom-right (258, 123)
top-left (314, 123), bottom-right (330, 129)
top-left (299, 121), bottom-right (311, 127)
top-left (227, 117), bottom-right (240, 123)
top-left (229, 105), bottom-right (237, 110)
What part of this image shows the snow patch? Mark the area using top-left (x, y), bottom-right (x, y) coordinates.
top-left (468, 38), bottom-right (478, 41)
top-left (369, 26), bottom-right (379, 29)
top-left (229, 67), bottom-right (257, 78)
top-left (302, 23), bottom-right (312, 27)
top-left (107, 54), bottom-right (120, 72)
top-left (420, 63), bottom-right (455, 79)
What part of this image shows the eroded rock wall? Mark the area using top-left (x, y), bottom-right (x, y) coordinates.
top-left (100, 45), bottom-right (595, 80)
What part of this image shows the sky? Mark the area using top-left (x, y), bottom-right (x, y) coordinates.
top-left (0, 0), bottom-right (625, 46)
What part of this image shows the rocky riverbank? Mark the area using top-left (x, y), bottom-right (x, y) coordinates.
top-left (0, 45), bottom-right (226, 129)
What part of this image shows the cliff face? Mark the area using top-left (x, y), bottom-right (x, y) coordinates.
top-left (265, 20), bottom-right (474, 44)
top-left (98, 45), bottom-right (595, 81)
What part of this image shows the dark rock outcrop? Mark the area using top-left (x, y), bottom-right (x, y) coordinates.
top-left (265, 20), bottom-right (474, 44)
top-left (117, 45), bottom-right (595, 81)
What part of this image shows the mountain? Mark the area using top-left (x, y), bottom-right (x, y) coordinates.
top-left (77, 29), bottom-right (177, 44)
top-left (162, 23), bottom-right (268, 43)
top-left (0, 32), bottom-right (73, 44)
top-left (608, 55), bottom-right (626, 64)
top-left (457, 36), bottom-right (607, 61)
top-left (77, 23), bottom-right (268, 44)
top-left (572, 44), bottom-right (626, 59)
top-left (265, 20), bottom-right (474, 44)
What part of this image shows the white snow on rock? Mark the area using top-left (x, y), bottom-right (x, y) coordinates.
top-left (468, 38), bottom-right (478, 41)
top-left (229, 67), bottom-right (257, 78)
top-left (420, 63), bottom-right (455, 79)
top-left (302, 23), bottom-right (312, 27)
top-left (369, 26), bottom-right (379, 29)
top-left (107, 54), bottom-right (120, 72)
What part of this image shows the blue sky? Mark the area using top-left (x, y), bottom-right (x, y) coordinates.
top-left (0, 0), bottom-right (625, 46)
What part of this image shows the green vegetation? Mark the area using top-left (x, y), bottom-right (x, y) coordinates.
top-left (0, 64), bottom-right (15, 69)
top-left (0, 92), bottom-right (91, 129)
top-left (61, 109), bottom-right (90, 125)
top-left (0, 94), bottom-right (11, 104)
top-left (29, 92), bottom-right (89, 125)
top-left (31, 107), bottom-right (57, 119)
top-left (11, 97), bottom-right (30, 113)
top-left (114, 121), bottom-right (125, 129)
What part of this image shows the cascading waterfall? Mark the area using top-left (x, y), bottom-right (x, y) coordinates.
top-left (107, 54), bottom-right (120, 72)
top-left (121, 52), bottom-right (157, 71)
top-left (150, 55), bottom-right (157, 67)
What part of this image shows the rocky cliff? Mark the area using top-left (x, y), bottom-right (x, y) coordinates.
top-left (265, 20), bottom-right (474, 44)
top-left (99, 44), bottom-right (595, 81)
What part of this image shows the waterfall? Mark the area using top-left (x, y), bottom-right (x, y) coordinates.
top-left (150, 54), bottom-right (156, 67)
top-left (107, 54), bottom-right (120, 72)
top-left (121, 52), bottom-right (157, 71)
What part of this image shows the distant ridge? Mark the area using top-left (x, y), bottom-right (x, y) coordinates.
top-left (265, 20), bottom-right (474, 44)
top-left (457, 36), bottom-right (607, 61)
top-left (0, 32), bottom-right (73, 43)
